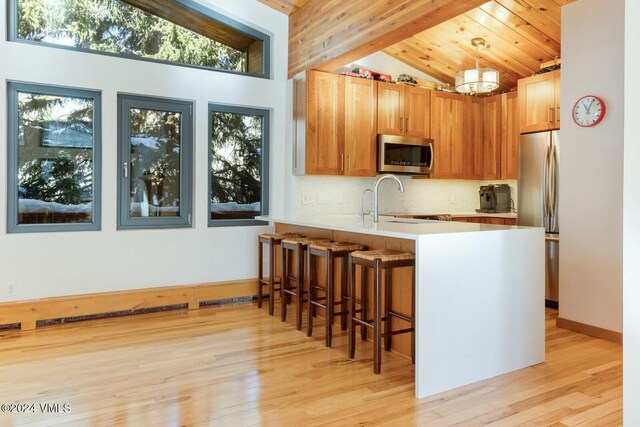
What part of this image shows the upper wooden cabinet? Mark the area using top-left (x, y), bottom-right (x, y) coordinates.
top-left (344, 76), bottom-right (378, 177)
top-left (431, 91), bottom-right (465, 179)
top-left (482, 95), bottom-right (502, 180)
top-left (293, 70), bottom-right (377, 177)
top-left (500, 92), bottom-right (519, 180)
top-left (518, 69), bottom-right (560, 133)
top-left (465, 97), bottom-right (483, 180)
top-left (377, 82), bottom-right (430, 138)
top-left (305, 70), bottom-right (344, 175)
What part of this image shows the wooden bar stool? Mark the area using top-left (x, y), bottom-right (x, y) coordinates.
top-left (281, 236), bottom-right (330, 330)
top-left (258, 232), bottom-right (301, 316)
top-left (348, 249), bottom-right (415, 374)
top-left (307, 241), bottom-right (365, 347)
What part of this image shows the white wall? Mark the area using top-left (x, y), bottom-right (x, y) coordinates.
top-left (624, 0), bottom-right (640, 423)
top-left (333, 51), bottom-right (446, 86)
top-left (0, 0), bottom-right (289, 301)
top-left (559, 0), bottom-right (624, 332)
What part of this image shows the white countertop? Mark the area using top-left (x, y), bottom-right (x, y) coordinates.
top-left (395, 212), bottom-right (518, 219)
top-left (257, 214), bottom-right (526, 240)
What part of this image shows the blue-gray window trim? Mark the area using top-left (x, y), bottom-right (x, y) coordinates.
top-left (7, 0), bottom-right (271, 79)
top-left (117, 94), bottom-right (194, 230)
top-left (208, 104), bottom-right (269, 227)
top-left (7, 81), bottom-right (102, 233)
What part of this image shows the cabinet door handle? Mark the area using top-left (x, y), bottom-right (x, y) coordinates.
top-left (405, 117), bottom-right (409, 132)
top-left (341, 153), bottom-right (344, 172)
top-left (549, 107), bottom-right (554, 123)
top-left (400, 117), bottom-right (404, 132)
top-left (556, 106), bottom-right (560, 122)
top-left (348, 154), bottom-right (351, 172)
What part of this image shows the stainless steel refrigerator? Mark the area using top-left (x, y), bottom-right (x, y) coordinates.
top-left (518, 130), bottom-right (559, 307)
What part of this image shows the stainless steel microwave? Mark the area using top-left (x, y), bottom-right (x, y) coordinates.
top-left (378, 134), bottom-right (433, 175)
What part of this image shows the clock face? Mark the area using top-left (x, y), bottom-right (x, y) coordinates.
top-left (573, 95), bottom-right (606, 127)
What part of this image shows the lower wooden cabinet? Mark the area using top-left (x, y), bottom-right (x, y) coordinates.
top-left (454, 217), bottom-right (517, 225)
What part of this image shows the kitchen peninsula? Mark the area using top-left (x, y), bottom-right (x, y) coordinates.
top-left (258, 214), bottom-right (545, 399)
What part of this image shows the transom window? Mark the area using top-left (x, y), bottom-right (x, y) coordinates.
top-left (7, 82), bottom-right (102, 233)
top-left (209, 105), bottom-right (269, 226)
top-left (10, 0), bottom-right (270, 77)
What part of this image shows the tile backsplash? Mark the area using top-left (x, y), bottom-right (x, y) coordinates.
top-left (288, 175), bottom-right (518, 216)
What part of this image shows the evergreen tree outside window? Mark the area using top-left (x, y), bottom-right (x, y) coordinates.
top-left (209, 105), bottom-right (269, 226)
top-left (9, 0), bottom-right (270, 77)
top-left (7, 82), bottom-right (102, 233)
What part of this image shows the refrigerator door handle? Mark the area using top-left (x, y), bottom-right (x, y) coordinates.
top-left (550, 143), bottom-right (559, 230)
top-left (543, 144), bottom-right (551, 229)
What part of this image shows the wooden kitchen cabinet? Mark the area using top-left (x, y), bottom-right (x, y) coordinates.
top-left (500, 92), bottom-right (519, 179)
top-left (483, 95), bottom-right (502, 180)
top-left (305, 70), bottom-right (344, 175)
top-left (465, 97), bottom-right (483, 180)
top-left (293, 70), bottom-right (377, 176)
top-left (377, 82), bottom-right (430, 138)
top-left (453, 216), bottom-right (518, 225)
top-left (431, 91), bottom-right (466, 179)
top-left (344, 76), bottom-right (377, 176)
top-left (518, 69), bottom-right (560, 133)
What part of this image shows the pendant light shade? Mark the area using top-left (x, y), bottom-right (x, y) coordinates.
top-left (455, 38), bottom-right (499, 95)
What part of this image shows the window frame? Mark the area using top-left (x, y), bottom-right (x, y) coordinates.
top-left (7, 81), bottom-right (102, 233)
top-left (117, 94), bottom-right (194, 230)
top-left (208, 104), bottom-right (269, 227)
top-left (7, 0), bottom-right (271, 79)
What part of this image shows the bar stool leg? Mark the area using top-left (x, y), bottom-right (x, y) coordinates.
top-left (268, 239), bottom-right (276, 316)
top-left (296, 243), bottom-right (305, 331)
top-left (348, 254), bottom-right (356, 359)
top-left (373, 258), bottom-right (382, 374)
top-left (280, 246), bottom-right (289, 322)
top-left (307, 251), bottom-right (315, 337)
top-left (361, 267), bottom-right (368, 341)
top-left (384, 267), bottom-right (392, 352)
top-left (325, 251), bottom-right (334, 348)
top-left (340, 255), bottom-right (348, 331)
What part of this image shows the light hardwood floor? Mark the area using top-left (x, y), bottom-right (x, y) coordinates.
top-left (0, 303), bottom-right (622, 426)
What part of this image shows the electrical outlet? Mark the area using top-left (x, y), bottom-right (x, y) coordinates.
top-left (6, 285), bottom-right (16, 297)
top-left (301, 192), bottom-right (315, 205)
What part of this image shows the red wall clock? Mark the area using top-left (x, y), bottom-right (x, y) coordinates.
top-left (572, 95), bottom-right (606, 127)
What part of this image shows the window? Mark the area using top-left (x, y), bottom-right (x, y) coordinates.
top-left (118, 95), bottom-right (193, 229)
top-left (10, 0), bottom-right (270, 77)
top-left (209, 104), bottom-right (269, 227)
top-left (7, 82), bottom-right (102, 233)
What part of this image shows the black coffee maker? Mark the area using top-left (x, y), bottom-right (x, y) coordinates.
top-left (476, 184), bottom-right (511, 213)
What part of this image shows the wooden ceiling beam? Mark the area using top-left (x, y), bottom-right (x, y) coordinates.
top-left (257, 0), bottom-right (305, 15)
top-left (122, 0), bottom-right (256, 51)
top-left (287, 0), bottom-right (488, 78)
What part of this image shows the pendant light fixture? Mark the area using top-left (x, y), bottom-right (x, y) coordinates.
top-left (455, 38), bottom-right (499, 95)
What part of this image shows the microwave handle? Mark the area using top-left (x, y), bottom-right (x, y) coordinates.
top-left (428, 143), bottom-right (434, 169)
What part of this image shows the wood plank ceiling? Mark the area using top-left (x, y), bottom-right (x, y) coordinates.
top-left (259, 0), bottom-right (575, 91)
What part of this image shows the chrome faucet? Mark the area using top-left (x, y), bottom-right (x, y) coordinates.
top-left (373, 174), bottom-right (404, 222)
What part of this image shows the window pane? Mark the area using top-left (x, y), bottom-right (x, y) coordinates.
top-left (128, 108), bottom-right (182, 218)
top-left (210, 110), bottom-right (263, 221)
top-left (16, 0), bottom-right (249, 73)
top-left (16, 91), bottom-right (95, 225)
